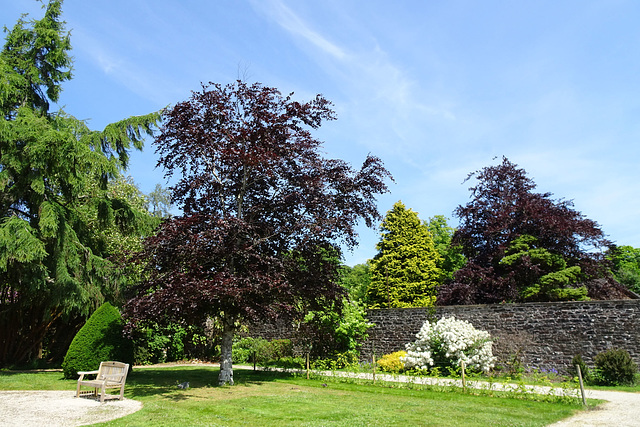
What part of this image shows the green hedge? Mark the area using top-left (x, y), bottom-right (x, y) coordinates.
top-left (61, 302), bottom-right (133, 379)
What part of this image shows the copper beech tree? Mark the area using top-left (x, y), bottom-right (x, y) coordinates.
top-left (124, 81), bottom-right (391, 385)
top-left (438, 157), bottom-right (625, 305)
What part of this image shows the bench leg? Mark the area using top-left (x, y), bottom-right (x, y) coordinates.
top-left (76, 382), bottom-right (81, 398)
top-left (99, 384), bottom-right (106, 403)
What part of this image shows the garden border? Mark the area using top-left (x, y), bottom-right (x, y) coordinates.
top-left (361, 300), bottom-right (640, 373)
top-left (249, 300), bottom-right (640, 373)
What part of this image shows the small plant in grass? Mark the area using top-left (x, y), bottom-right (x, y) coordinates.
top-left (592, 348), bottom-right (637, 386)
top-left (402, 316), bottom-right (495, 374)
top-left (377, 351), bottom-right (407, 373)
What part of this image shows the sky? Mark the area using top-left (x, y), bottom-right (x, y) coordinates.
top-left (3, 0), bottom-right (640, 266)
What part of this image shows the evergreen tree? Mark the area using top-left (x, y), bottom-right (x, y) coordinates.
top-left (367, 201), bottom-right (442, 308)
top-left (499, 235), bottom-right (587, 301)
top-left (0, 1), bottom-right (160, 366)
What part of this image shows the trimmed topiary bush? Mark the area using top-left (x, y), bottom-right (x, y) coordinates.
top-left (62, 302), bottom-right (133, 379)
top-left (592, 348), bottom-right (637, 386)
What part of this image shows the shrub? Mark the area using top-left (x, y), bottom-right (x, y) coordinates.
top-left (592, 348), bottom-right (637, 386)
top-left (402, 316), bottom-right (495, 373)
top-left (377, 351), bottom-right (406, 373)
top-left (263, 339), bottom-right (294, 361)
top-left (570, 354), bottom-right (591, 383)
top-left (232, 337), bottom-right (269, 364)
top-left (311, 351), bottom-right (359, 370)
top-left (300, 299), bottom-right (372, 359)
top-left (233, 338), bottom-right (295, 366)
top-left (62, 303), bottom-right (133, 379)
top-left (132, 323), bottom-right (208, 365)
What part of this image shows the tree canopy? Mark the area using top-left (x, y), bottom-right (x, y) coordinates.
top-left (438, 157), bottom-right (624, 305)
top-left (124, 81), bottom-right (392, 385)
top-left (425, 215), bottom-right (465, 281)
top-left (607, 245), bottom-right (640, 294)
top-left (338, 263), bottom-right (371, 305)
top-left (0, 0), bottom-right (160, 366)
top-left (367, 201), bottom-right (441, 308)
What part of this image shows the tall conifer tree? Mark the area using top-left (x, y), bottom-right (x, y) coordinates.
top-left (0, 1), bottom-right (160, 366)
top-left (367, 201), bottom-right (442, 308)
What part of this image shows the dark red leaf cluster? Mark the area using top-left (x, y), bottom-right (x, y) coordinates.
top-left (125, 81), bottom-right (391, 328)
top-left (438, 157), bottom-right (618, 305)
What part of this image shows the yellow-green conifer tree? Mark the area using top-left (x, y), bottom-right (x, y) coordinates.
top-left (367, 201), bottom-right (442, 308)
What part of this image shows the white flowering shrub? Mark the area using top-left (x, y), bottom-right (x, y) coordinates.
top-left (402, 316), bottom-right (495, 373)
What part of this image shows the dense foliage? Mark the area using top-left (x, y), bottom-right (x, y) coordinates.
top-left (402, 316), bottom-right (495, 373)
top-left (607, 246), bottom-right (640, 294)
top-left (338, 263), bottom-right (371, 305)
top-left (0, 0), bottom-right (160, 367)
top-left (439, 157), bottom-right (622, 305)
top-left (500, 235), bottom-right (588, 301)
top-left (592, 348), bottom-right (638, 386)
top-left (61, 303), bottom-right (133, 379)
top-left (300, 298), bottom-right (372, 359)
top-left (232, 337), bottom-right (295, 366)
top-left (125, 81), bottom-right (391, 385)
top-left (367, 201), bottom-right (441, 308)
top-left (132, 322), bottom-right (208, 365)
top-left (426, 215), bottom-right (466, 281)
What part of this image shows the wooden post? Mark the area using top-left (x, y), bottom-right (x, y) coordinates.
top-left (373, 354), bottom-right (377, 384)
top-left (576, 364), bottom-right (587, 406)
top-left (306, 352), bottom-right (310, 380)
top-left (461, 360), bottom-right (466, 391)
top-left (253, 350), bottom-right (256, 371)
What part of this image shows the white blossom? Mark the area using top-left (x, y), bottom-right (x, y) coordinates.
top-left (401, 316), bottom-right (495, 372)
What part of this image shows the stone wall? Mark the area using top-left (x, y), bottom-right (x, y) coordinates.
top-left (361, 300), bottom-right (640, 372)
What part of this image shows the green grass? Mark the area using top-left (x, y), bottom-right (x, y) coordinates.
top-left (1, 366), bottom-right (588, 426)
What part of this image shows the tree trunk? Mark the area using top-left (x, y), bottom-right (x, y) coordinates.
top-left (218, 314), bottom-right (235, 386)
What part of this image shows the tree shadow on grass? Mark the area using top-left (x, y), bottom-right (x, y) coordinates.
top-left (125, 367), bottom-right (294, 399)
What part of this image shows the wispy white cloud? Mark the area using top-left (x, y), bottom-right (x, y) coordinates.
top-left (254, 0), bottom-right (347, 60)
top-left (251, 0), bottom-right (456, 161)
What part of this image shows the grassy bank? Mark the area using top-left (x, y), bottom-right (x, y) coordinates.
top-left (1, 366), bottom-right (588, 426)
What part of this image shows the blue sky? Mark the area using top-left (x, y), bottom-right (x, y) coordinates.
top-left (4, 0), bottom-right (640, 265)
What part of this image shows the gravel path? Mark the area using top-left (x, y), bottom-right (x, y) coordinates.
top-left (0, 390), bottom-right (142, 427)
top-left (549, 388), bottom-right (640, 426)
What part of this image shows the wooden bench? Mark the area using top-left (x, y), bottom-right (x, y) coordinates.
top-left (75, 361), bottom-right (130, 402)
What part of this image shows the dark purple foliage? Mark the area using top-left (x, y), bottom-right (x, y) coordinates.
top-left (438, 157), bottom-right (621, 305)
top-left (124, 80), bottom-right (391, 334)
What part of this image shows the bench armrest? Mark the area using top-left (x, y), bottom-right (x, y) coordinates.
top-left (77, 370), bottom-right (100, 381)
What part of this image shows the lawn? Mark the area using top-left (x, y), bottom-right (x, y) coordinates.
top-left (0, 366), bottom-right (588, 426)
